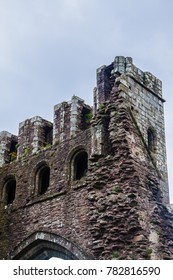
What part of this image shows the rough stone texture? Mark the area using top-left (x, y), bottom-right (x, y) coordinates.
top-left (18, 116), bottom-right (53, 157)
top-left (0, 56), bottom-right (173, 260)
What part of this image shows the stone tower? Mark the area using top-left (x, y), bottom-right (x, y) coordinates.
top-left (0, 56), bottom-right (173, 260)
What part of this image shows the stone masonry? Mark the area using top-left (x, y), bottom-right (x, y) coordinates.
top-left (0, 56), bottom-right (173, 260)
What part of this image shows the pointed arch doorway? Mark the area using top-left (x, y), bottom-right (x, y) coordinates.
top-left (10, 232), bottom-right (91, 260)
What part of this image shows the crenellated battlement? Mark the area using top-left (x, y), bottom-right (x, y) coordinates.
top-left (0, 96), bottom-right (92, 167)
top-left (113, 56), bottom-right (162, 97)
top-left (96, 56), bottom-right (162, 106)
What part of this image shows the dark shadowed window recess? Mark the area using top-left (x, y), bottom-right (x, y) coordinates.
top-left (44, 126), bottom-right (53, 146)
top-left (147, 128), bottom-right (156, 152)
top-left (37, 165), bottom-right (50, 195)
top-left (9, 140), bottom-right (18, 162)
top-left (10, 140), bottom-right (18, 153)
top-left (5, 179), bottom-right (16, 205)
top-left (81, 107), bottom-right (92, 130)
top-left (73, 151), bottom-right (88, 180)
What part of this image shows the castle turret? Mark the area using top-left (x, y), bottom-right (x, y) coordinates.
top-left (95, 56), bottom-right (169, 203)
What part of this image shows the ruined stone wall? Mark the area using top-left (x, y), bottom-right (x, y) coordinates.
top-left (112, 58), bottom-right (168, 203)
top-left (86, 88), bottom-right (173, 259)
top-left (0, 56), bottom-right (173, 260)
top-left (0, 129), bottom-right (93, 259)
top-left (96, 56), bottom-right (168, 204)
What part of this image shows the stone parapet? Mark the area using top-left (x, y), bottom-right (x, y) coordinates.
top-left (53, 95), bottom-right (92, 144)
top-left (113, 56), bottom-right (162, 98)
top-left (18, 116), bottom-right (53, 157)
top-left (96, 56), bottom-right (162, 105)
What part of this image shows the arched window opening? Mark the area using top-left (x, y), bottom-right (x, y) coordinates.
top-left (37, 165), bottom-right (50, 195)
top-left (5, 179), bottom-right (16, 205)
top-left (73, 151), bottom-right (88, 180)
top-left (147, 128), bottom-right (156, 152)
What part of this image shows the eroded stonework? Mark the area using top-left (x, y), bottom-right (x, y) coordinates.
top-left (0, 56), bottom-right (173, 260)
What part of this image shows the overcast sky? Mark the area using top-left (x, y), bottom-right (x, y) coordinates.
top-left (0, 0), bottom-right (173, 202)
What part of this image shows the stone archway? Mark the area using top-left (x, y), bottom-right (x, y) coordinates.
top-left (10, 231), bottom-right (91, 260)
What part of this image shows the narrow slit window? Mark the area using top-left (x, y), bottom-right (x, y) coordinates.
top-left (9, 140), bottom-right (18, 162)
top-left (147, 128), bottom-right (156, 152)
top-left (81, 107), bottom-right (92, 130)
top-left (44, 126), bottom-right (53, 146)
top-left (38, 165), bottom-right (50, 195)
